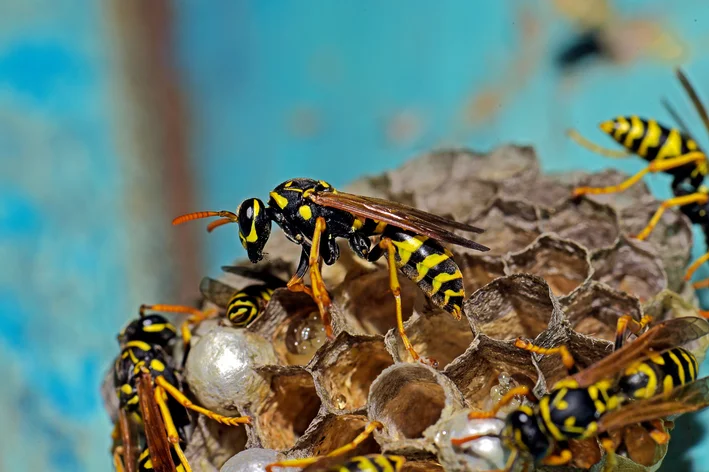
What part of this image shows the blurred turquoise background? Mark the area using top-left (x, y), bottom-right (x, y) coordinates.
top-left (2, 1), bottom-right (709, 470)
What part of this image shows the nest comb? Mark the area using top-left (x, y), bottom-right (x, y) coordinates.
top-left (103, 145), bottom-right (707, 472)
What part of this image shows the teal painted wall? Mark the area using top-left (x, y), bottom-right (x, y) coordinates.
top-left (2, 1), bottom-right (709, 470)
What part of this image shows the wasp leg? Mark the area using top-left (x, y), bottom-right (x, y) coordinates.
top-left (155, 376), bottom-right (251, 426)
top-left (113, 446), bottom-right (126, 472)
top-left (641, 420), bottom-right (670, 445)
top-left (599, 433), bottom-right (617, 472)
top-left (514, 338), bottom-right (578, 374)
top-left (566, 129), bottom-right (632, 158)
top-left (540, 444), bottom-right (572, 466)
top-left (467, 386), bottom-right (536, 420)
top-left (375, 237), bottom-right (435, 366)
top-left (614, 314), bottom-right (653, 351)
top-left (573, 152), bottom-right (706, 197)
top-left (635, 192), bottom-right (709, 240)
top-left (286, 247), bottom-right (315, 298)
top-left (687, 251), bottom-right (709, 286)
top-left (305, 217), bottom-right (334, 339)
top-left (265, 421), bottom-right (383, 472)
top-left (154, 385), bottom-right (192, 472)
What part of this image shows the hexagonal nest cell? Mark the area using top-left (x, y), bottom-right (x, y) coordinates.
top-left (103, 145), bottom-right (707, 472)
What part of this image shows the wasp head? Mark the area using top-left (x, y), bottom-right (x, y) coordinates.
top-left (118, 314), bottom-right (176, 348)
top-left (237, 198), bottom-right (272, 263)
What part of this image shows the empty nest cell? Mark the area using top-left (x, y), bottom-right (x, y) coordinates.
top-left (310, 333), bottom-right (394, 412)
top-left (464, 274), bottom-right (557, 341)
top-left (385, 308), bottom-right (474, 368)
top-left (290, 414), bottom-right (380, 459)
top-left (254, 366), bottom-right (322, 451)
top-left (505, 234), bottom-right (590, 297)
top-left (368, 364), bottom-right (464, 444)
top-left (466, 199), bottom-right (540, 256)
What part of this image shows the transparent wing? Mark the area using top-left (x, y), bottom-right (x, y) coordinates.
top-left (570, 317), bottom-right (709, 388)
top-left (199, 277), bottom-right (236, 309)
top-left (598, 377), bottom-right (709, 433)
top-left (309, 191), bottom-right (489, 251)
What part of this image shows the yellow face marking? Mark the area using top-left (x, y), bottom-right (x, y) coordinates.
top-left (243, 199), bottom-right (260, 243)
top-left (624, 116), bottom-right (645, 148)
top-left (638, 119), bottom-right (661, 157)
top-left (298, 205), bottom-right (313, 220)
top-left (269, 191), bottom-right (289, 209)
top-left (430, 270), bottom-right (463, 295)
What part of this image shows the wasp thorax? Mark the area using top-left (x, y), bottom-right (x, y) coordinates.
top-left (237, 198), bottom-right (271, 263)
top-left (505, 408), bottom-right (551, 462)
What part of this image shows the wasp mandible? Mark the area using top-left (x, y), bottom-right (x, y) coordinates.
top-left (173, 178), bottom-right (489, 365)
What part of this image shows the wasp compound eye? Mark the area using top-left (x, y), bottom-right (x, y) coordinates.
top-left (237, 198), bottom-right (271, 263)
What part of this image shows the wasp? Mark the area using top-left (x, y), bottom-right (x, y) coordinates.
top-left (173, 178), bottom-right (489, 365)
top-left (452, 315), bottom-right (709, 471)
top-left (569, 68), bottom-right (708, 199)
top-left (265, 421), bottom-right (405, 472)
top-left (112, 308), bottom-right (251, 472)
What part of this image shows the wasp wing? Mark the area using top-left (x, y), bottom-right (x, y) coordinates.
top-left (220, 265), bottom-right (286, 287)
top-left (570, 317), bottom-right (709, 388)
top-left (676, 68), bottom-right (709, 142)
top-left (598, 376), bottom-right (709, 433)
top-left (137, 370), bottom-right (177, 472)
top-left (199, 277), bottom-right (237, 309)
top-left (309, 191), bottom-right (489, 252)
top-left (116, 407), bottom-right (138, 472)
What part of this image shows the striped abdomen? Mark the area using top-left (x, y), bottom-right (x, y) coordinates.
top-left (226, 284), bottom-right (274, 327)
top-left (326, 454), bottom-right (406, 472)
top-left (386, 229), bottom-right (464, 316)
top-left (618, 347), bottom-right (699, 400)
top-left (600, 116), bottom-right (700, 164)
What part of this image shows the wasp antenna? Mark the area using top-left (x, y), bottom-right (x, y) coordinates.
top-left (141, 304), bottom-right (203, 317)
top-left (450, 433), bottom-right (499, 447)
top-left (207, 218), bottom-right (235, 233)
top-left (172, 210), bottom-right (238, 226)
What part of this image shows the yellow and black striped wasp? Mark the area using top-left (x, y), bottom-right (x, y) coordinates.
top-left (452, 315), bottom-right (709, 471)
top-left (112, 307), bottom-right (251, 472)
top-left (568, 68), bottom-right (708, 199)
top-left (173, 178), bottom-right (489, 365)
top-left (265, 421), bottom-right (406, 472)
top-left (137, 266), bottom-right (285, 360)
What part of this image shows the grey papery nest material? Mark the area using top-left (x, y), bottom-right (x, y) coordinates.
top-left (103, 145), bottom-right (707, 472)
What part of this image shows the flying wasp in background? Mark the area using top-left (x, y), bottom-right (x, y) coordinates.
top-left (173, 178), bottom-right (489, 366)
top-left (452, 315), bottom-right (709, 471)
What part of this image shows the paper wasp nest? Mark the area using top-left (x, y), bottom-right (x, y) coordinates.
top-left (105, 145), bottom-right (709, 472)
